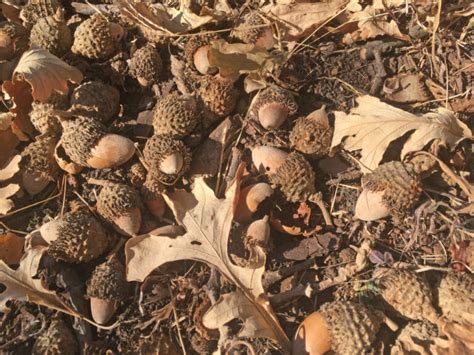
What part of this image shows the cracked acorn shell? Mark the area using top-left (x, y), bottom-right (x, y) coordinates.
top-left (293, 301), bottom-right (384, 355)
top-left (30, 13), bottom-right (73, 57)
top-left (32, 319), bottom-right (79, 355)
top-left (97, 182), bottom-right (142, 237)
top-left (252, 86), bottom-right (298, 130)
top-left (235, 182), bottom-right (273, 223)
top-left (0, 21), bottom-right (28, 60)
top-left (21, 135), bottom-right (59, 195)
top-left (232, 11), bottom-right (275, 50)
top-left (143, 134), bottom-right (192, 184)
top-left (437, 272), bottom-right (474, 325)
top-left (375, 268), bottom-right (439, 324)
top-left (70, 81), bottom-right (120, 122)
top-left (152, 92), bottom-right (199, 138)
top-left (270, 152), bottom-right (316, 203)
top-left (40, 208), bottom-right (111, 263)
top-left (61, 116), bottom-right (134, 169)
top-left (87, 258), bottom-right (129, 324)
top-left (184, 34), bottom-right (218, 75)
top-left (71, 13), bottom-right (124, 60)
top-left (198, 75), bottom-right (238, 121)
top-left (129, 45), bottom-right (162, 87)
top-left (356, 161), bottom-right (422, 221)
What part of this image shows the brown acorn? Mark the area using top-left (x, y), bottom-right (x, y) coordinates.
top-left (436, 272), bottom-right (474, 325)
top-left (232, 11), bottom-right (275, 50)
top-left (70, 81), bottom-right (120, 122)
top-left (375, 268), bottom-right (439, 324)
top-left (141, 175), bottom-right (166, 218)
top-left (30, 94), bottom-right (69, 136)
top-left (355, 161), bottom-right (422, 221)
top-left (32, 319), bottom-right (79, 355)
top-left (21, 135), bottom-right (59, 195)
top-left (293, 301), bottom-right (384, 355)
top-left (87, 258), bottom-right (129, 324)
top-left (71, 13), bottom-right (124, 60)
top-left (60, 116), bottom-right (135, 169)
top-left (143, 134), bottom-right (192, 184)
top-left (0, 21), bottom-right (28, 60)
top-left (198, 75), bottom-right (238, 124)
top-left (29, 11), bottom-right (72, 57)
top-left (244, 215), bottom-right (271, 250)
top-left (252, 86), bottom-right (298, 130)
top-left (235, 182), bottom-right (273, 223)
top-left (40, 208), bottom-right (111, 263)
top-left (251, 146), bottom-right (288, 174)
top-left (20, 0), bottom-right (60, 30)
top-left (96, 182), bottom-right (142, 237)
top-left (129, 45), bottom-right (163, 87)
top-left (184, 34), bottom-right (218, 75)
top-left (152, 92), bottom-right (199, 138)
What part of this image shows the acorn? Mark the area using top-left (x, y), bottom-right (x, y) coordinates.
top-left (86, 258), bottom-right (129, 324)
top-left (70, 81), bottom-right (120, 122)
top-left (289, 106), bottom-right (333, 159)
top-left (29, 11), bottom-right (73, 57)
top-left (152, 92), bottom-right (199, 138)
top-left (251, 146), bottom-right (288, 174)
top-left (232, 11), bottom-right (275, 50)
top-left (184, 34), bottom-right (218, 75)
top-left (21, 135), bottom-right (59, 195)
top-left (244, 215), bottom-right (271, 250)
top-left (30, 94), bottom-right (69, 136)
top-left (0, 21), bottom-right (28, 61)
top-left (40, 208), bottom-right (111, 263)
top-left (60, 116), bottom-right (135, 169)
top-left (198, 75), bottom-right (238, 123)
top-left (96, 182), bottom-right (142, 237)
top-left (20, 0), bottom-right (60, 30)
top-left (71, 13), bottom-right (124, 60)
top-left (437, 272), bottom-right (474, 325)
top-left (143, 134), bottom-right (192, 184)
top-left (54, 139), bottom-right (84, 174)
top-left (355, 161), bottom-right (422, 221)
top-left (251, 86), bottom-right (298, 130)
top-left (391, 321), bottom-right (439, 355)
top-left (32, 320), bottom-right (79, 355)
top-left (374, 268), bottom-right (439, 324)
top-left (129, 45), bottom-right (163, 87)
top-left (141, 175), bottom-right (166, 218)
top-left (235, 182), bottom-right (273, 223)
top-left (293, 301), bottom-right (384, 355)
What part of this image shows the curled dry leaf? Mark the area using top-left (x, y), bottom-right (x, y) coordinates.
top-left (0, 154), bottom-right (21, 181)
top-left (0, 232), bottom-right (24, 265)
top-left (0, 183), bottom-right (20, 215)
top-left (331, 95), bottom-right (472, 172)
top-left (125, 165), bottom-right (290, 351)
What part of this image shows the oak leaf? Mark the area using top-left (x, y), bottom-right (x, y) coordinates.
top-left (0, 154), bottom-right (21, 181)
top-left (331, 95), bottom-right (472, 172)
top-left (125, 167), bottom-right (290, 351)
top-left (0, 183), bottom-right (20, 215)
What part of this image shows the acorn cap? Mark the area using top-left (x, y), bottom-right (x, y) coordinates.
top-left (437, 272), bottom-right (474, 325)
top-left (129, 45), bottom-right (163, 87)
top-left (0, 21), bottom-right (29, 60)
top-left (252, 86), bottom-right (298, 130)
top-left (375, 268), bottom-right (439, 324)
top-left (70, 81), bottom-right (120, 122)
top-left (32, 320), bottom-right (78, 355)
top-left (232, 11), bottom-right (274, 49)
top-left (20, 0), bottom-right (60, 30)
top-left (361, 161), bottom-right (422, 219)
top-left (184, 34), bottom-right (218, 74)
top-left (143, 135), bottom-right (192, 184)
top-left (71, 13), bottom-right (123, 60)
top-left (30, 94), bottom-right (69, 136)
top-left (391, 321), bottom-right (438, 355)
top-left (198, 75), bottom-right (238, 121)
top-left (21, 135), bottom-right (59, 195)
top-left (270, 152), bottom-right (316, 203)
top-left (96, 182), bottom-right (142, 236)
top-left (87, 258), bottom-right (129, 301)
top-left (141, 175), bottom-right (166, 217)
top-left (152, 93), bottom-right (199, 138)
top-left (30, 14), bottom-right (73, 57)
top-left (44, 208), bottom-right (111, 263)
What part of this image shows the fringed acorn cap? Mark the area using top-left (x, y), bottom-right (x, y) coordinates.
top-left (129, 45), bottom-right (163, 87)
top-left (71, 13), bottom-right (124, 60)
top-left (143, 134), bottom-right (192, 184)
top-left (32, 320), bottom-right (79, 355)
top-left (290, 112), bottom-right (333, 158)
top-left (184, 34), bottom-right (218, 75)
top-left (29, 13), bottom-right (73, 57)
top-left (362, 161), bottom-right (422, 218)
top-left (252, 86), bottom-right (298, 130)
top-left (198, 75), bottom-right (238, 120)
top-left (437, 272), bottom-right (474, 325)
top-left (70, 81), bottom-right (120, 122)
top-left (392, 321), bottom-right (439, 355)
top-left (375, 268), bottom-right (439, 324)
top-left (0, 21), bottom-right (29, 60)
top-left (320, 301), bottom-right (384, 355)
top-left (232, 11), bottom-right (274, 49)
top-left (86, 258), bottom-right (129, 301)
top-left (269, 152), bottom-right (316, 203)
top-left (46, 208), bottom-right (111, 263)
top-left (20, 0), bottom-right (60, 30)
top-left (30, 94), bottom-right (69, 136)
top-left (152, 93), bottom-right (199, 138)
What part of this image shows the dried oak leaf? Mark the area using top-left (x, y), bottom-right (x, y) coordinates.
top-left (0, 153), bottom-right (21, 181)
top-left (0, 114), bottom-right (20, 165)
top-left (0, 232), bottom-right (24, 265)
top-left (331, 95), bottom-right (472, 172)
top-left (125, 166), bottom-right (290, 351)
top-left (383, 73), bottom-right (429, 103)
top-left (0, 183), bottom-right (19, 215)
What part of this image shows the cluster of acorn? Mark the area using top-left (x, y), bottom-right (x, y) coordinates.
top-left (293, 269), bottom-right (474, 354)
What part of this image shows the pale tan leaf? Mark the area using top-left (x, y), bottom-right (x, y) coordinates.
top-left (261, 0), bottom-right (349, 41)
top-left (0, 183), bottom-right (20, 215)
top-left (331, 95), bottom-right (472, 172)
top-left (0, 232), bottom-right (24, 265)
top-left (383, 73), bottom-right (430, 103)
top-left (0, 154), bottom-right (21, 181)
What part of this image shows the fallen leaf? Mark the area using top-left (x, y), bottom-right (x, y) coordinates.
top-left (0, 232), bottom-right (24, 265)
top-left (0, 113), bottom-right (20, 166)
top-left (0, 154), bottom-right (21, 181)
top-left (0, 183), bottom-right (20, 215)
top-left (331, 95), bottom-right (472, 172)
top-left (125, 166), bottom-right (290, 350)
top-left (1, 80), bottom-right (34, 138)
top-left (383, 73), bottom-right (430, 103)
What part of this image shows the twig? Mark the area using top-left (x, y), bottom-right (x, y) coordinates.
top-left (262, 257), bottom-right (318, 289)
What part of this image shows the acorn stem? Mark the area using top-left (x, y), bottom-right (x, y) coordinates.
top-left (310, 193), bottom-right (333, 226)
